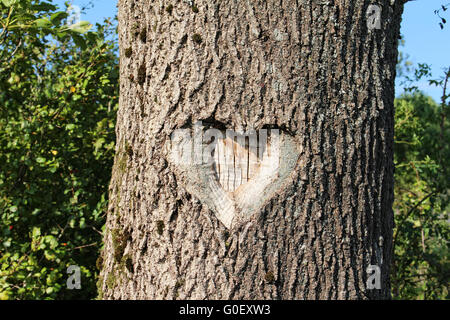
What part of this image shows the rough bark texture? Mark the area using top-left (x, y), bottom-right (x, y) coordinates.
top-left (99, 0), bottom-right (404, 299)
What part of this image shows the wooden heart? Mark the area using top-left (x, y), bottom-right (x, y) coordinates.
top-left (167, 126), bottom-right (299, 229)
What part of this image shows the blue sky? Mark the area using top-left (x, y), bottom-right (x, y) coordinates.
top-left (397, 0), bottom-right (450, 102)
top-left (54, 0), bottom-right (450, 102)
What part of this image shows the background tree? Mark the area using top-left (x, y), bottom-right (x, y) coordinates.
top-left (0, 0), bottom-right (118, 299)
top-left (99, 0), bottom-right (405, 299)
top-left (392, 65), bottom-right (450, 299)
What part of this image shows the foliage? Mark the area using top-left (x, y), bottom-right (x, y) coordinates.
top-left (392, 88), bottom-right (450, 299)
top-left (434, 3), bottom-right (449, 29)
top-left (0, 0), bottom-right (118, 299)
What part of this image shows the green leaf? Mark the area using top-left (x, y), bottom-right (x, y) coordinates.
top-left (32, 227), bottom-right (41, 238)
top-left (34, 18), bottom-right (52, 28)
top-left (31, 2), bottom-right (57, 12)
top-left (50, 12), bottom-right (68, 25)
top-left (68, 21), bottom-right (92, 34)
top-left (0, 0), bottom-right (17, 7)
top-left (71, 33), bottom-right (86, 50)
top-left (94, 137), bottom-right (105, 152)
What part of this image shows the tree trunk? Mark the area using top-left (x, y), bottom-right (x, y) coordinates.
top-left (99, 0), bottom-right (404, 300)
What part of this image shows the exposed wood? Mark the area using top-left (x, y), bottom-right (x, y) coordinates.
top-left (167, 128), bottom-right (299, 229)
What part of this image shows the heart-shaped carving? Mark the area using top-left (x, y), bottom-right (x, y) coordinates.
top-left (167, 124), bottom-right (299, 229)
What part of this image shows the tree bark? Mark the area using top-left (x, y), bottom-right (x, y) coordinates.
top-left (99, 0), bottom-right (404, 300)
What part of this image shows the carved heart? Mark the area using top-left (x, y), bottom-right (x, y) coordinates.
top-left (167, 125), bottom-right (299, 229)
